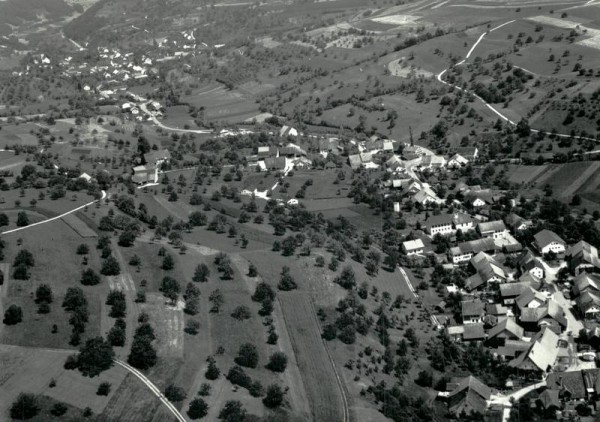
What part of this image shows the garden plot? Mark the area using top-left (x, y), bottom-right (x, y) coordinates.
top-left (61, 213), bottom-right (97, 238)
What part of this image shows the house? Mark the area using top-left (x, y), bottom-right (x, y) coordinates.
top-left (509, 328), bottom-right (560, 374)
top-left (287, 198), bottom-right (299, 206)
top-left (471, 252), bottom-right (507, 284)
top-left (462, 299), bottom-right (485, 324)
top-left (463, 324), bottom-right (486, 342)
top-left (417, 154), bottom-right (446, 171)
top-left (572, 272), bottom-right (600, 297)
top-left (449, 238), bottom-right (497, 264)
top-left (425, 212), bottom-right (473, 237)
top-left (447, 153), bottom-right (469, 168)
top-left (518, 251), bottom-right (545, 279)
top-left (566, 240), bottom-right (600, 275)
top-left (131, 164), bottom-right (157, 184)
top-left (515, 287), bottom-right (548, 310)
top-left (413, 188), bottom-right (443, 206)
top-left (263, 157), bottom-right (287, 171)
top-left (519, 300), bottom-right (568, 334)
top-left (546, 369), bottom-right (600, 402)
top-left (402, 239), bottom-right (425, 256)
top-left (535, 389), bottom-right (560, 412)
top-left (257, 145), bottom-right (273, 158)
top-left (500, 279), bottom-right (542, 305)
top-left (496, 340), bottom-right (532, 361)
top-left (534, 230), bottom-right (566, 255)
top-left (477, 220), bottom-right (508, 240)
top-left (486, 303), bottom-right (509, 318)
top-left (446, 376), bottom-right (491, 418)
top-left (575, 291), bottom-right (600, 319)
top-left (487, 318), bottom-right (524, 341)
top-left (505, 213), bottom-right (533, 234)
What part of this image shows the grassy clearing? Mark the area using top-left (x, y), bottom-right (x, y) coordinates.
top-left (0, 345), bottom-right (127, 418)
top-left (140, 293), bottom-right (184, 358)
top-left (506, 164), bottom-right (548, 185)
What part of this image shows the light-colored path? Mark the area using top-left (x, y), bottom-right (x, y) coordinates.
top-left (1, 190), bottom-right (106, 236)
top-left (436, 20), bottom-right (599, 142)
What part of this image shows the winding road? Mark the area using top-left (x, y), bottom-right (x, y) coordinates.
top-left (436, 19), bottom-right (599, 142)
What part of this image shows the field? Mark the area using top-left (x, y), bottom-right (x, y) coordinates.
top-left (0, 345), bottom-right (128, 416)
top-left (533, 161), bottom-right (600, 200)
top-left (279, 292), bottom-right (345, 422)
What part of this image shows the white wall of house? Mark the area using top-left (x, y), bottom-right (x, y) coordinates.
top-left (541, 242), bottom-right (566, 254)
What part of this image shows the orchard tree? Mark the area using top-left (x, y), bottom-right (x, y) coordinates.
top-left (3, 304), bottom-right (23, 325)
top-left (10, 393), bottom-right (39, 420)
top-left (235, 343), bottom-right (259, 368)
top-left (187, 398), bottom-right (208, 420)
top-left (193, 263), bottom-right (210, 282)
top-left (76, 337), bottom-right (115, 377)
top-left (263, 384), bottom-right (285, 408)
top-left (266, 352), bottom-right (288, 372)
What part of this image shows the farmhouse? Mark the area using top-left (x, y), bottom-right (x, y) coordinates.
top-left (505, 214), bottom-right (533, 234)
top-left (417, 154), bottom-right (446, 171)
top-left (487, 318), bottom-right (524, 341)
top-left (572, 272), bottom-right (600, 296)
top-left (447, 153), bottom-right (469, 168)
top-left (132, 165), bottom-right (157, 184)
top-left (509, 328), bottom-right (559, 374)
top-left (462, 299), bottom-right (485, 324)
top-left (477, 220), bottom-right (508, 240)
top-left (402, 239), bottom-right (425, 256)
top-left (575, 291), bottom-right (600, 320)
top-left (519, 300), bottom-right (568, 334)
top-left (546, 369), bottom-right (600, 402)
top-left (262, 157), bottom-right (287, 171)
top-left (534, 230), bottom-right (566, 255)
top-left (413, 186), bottom-right (443, 206)
top-left (515, 287), bottom-right (548, 310)
top-left (449, 238), bottom-right (497, 264)
top-left (518, 251), bottom-right (545, 279)
top-left (446, 376), bottom-right (491, 417)
top-left (566, 240), bottom-right (600, 275)
top-left (425, 212), bottom-right (473, 237)
top-left (468, 252), bottom-right (507, 290)
top-left (500, 279), bottom-right (542, 305)
top-left (455, 146), bottom-right (478, 160)
top-left (144, 149), bottom-right (171, 167)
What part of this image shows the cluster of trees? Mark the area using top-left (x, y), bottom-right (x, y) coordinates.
top-left (13, 249), bottom-right (35, 280)
top-left (127, 313), bottom-right (157, 370)
top-left (62, 287), bottom-right (90, 346)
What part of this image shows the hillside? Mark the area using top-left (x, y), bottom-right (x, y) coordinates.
top-left (0, 0), bottom-right (73, 35)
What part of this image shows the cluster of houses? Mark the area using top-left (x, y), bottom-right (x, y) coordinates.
top-left (131, 149), bottom-right (171, 185)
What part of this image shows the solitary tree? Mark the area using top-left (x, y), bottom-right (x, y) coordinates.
top-left (16, 211), bottom-right (29, 227)
top-left (76, 337), bottom-right (115, 377)
top-left (10, 393), bottom-right (39, 420)
top-left (263, 384), bottom-right (285, 408)
top-left (187, 398), bottom-right (208, 420)
top-left (235, 343), bottom-right (259, 368)
top-left (193, 263), bottom-right (210, 282)
top-left (3, 304), bottom-right (23, 325)
top-left (266, 352), bottom-right (288, 373)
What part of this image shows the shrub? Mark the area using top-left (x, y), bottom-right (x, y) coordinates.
top-left (235, 343), bottom-right (258, 368)
top-left (10, 393), bottom-right (39, 420)
top-left (187, 398), bottom-right (208, 420)
top-left (266, 352), bottom-right (288, 373)
top-left (97, 382), bottom-right (111, 396)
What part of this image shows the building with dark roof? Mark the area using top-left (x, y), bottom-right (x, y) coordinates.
top-left (477, 220), bottom-right (508, 240)
top-left (534, 230), bottom-right (566, 255)
top-left (449, 238), bottom-right (497, 264)
top-left (462, 299), bottom-right (485, 324)
top-left (447, 375), bottom-right (491, 417)
top-left (566, 240), bottom-right (600, 275)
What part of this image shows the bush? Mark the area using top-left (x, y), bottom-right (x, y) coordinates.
top-left (81, 268), bottom-right (101, 286)
top-left (266, 352), bottom-right (288, 373)
top-left (16, 211), bottom-right (29, 227)
top-left (187, 398), bottom-right (209, 420)
top-left (50, 403), bottom-right (68, 417)
top-left (263, 384), bottom-right (285, 408)
top-left (235, 343), bottom-right (259, 368)
top-left (97, 382), bottom-right (111, 396)
top-left (184, 319), bottom-right (200, 335)
top-left (100, 256), bottom-right (120, 276)
top-left (231, 305), bottom-right (252, 321)
top-left (165, 384), bottom-right (187, 402)
top-left (77, 337), bottom-right (115, 377)
top-left (76, 244), bottom-right (89, 255)
top-left (3, 304), bottom-right (22, 325)
top-left (10, 393), bottom-right (39, 420)
top-left (218, 401), bottom-right (246, 422)
top-left (206, 357), bottom-right (220, 380)
top-left (226, 365), bottom-right (252, 389)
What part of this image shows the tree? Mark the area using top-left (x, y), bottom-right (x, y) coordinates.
top-left (231, 305), bottom-right (252, 321)
top-left (218, 401), bottom-right (246, 422)
top-left (77, 337), bottom-right (115, 377)
top-left (193, 263), bottom-right (210, 282)
top-left (334, 266), bottom-right (356, 289)
top-left (277, 266), bottom-right (297, 291)
top-left (226, 365), bottom-right (252, 388)
top-left (0, 212), bottom-right (8, 227)
top-left (209, 289), bottom-right (224, 313)
top-left (266, 352), bottom-right (287, 373)
top-left (10, 393), bottom-right (39, 420)
top-left (14, 249), bottom-right (34, 268)
top-left (185, 319), bottom-right (200, 335)
top-left (51, 403), bottom-right (68, 417)
top-left (515, 118), bottom-right (531, 138)
top-left (235, 343), bottom-right (259, 368)
top-left (252, 282), bottom-right (275, 303)
top-left (118, 229), bottom-right (136, 247)
top-left (13, 264), bottom-right (30, 280)
top-left (128, 335), bottom-right (157, 370)
top-left (35, 284), bottom-right (53, 304)
top-left (107, 324), bottom-right (126, 347)
top-left (188, 398), bottom-right (209, 420)
top-left (77, 244), bottom-right (90, 255)
top-left (165, 384), bottom-right (187, 402)
top-left (101, 256), bottom-right (120, 276)
top-left (206, 357), bottom-right (220, 380)
top-left (160, 276), bottom-right (180, 303)
top-left (16, 211), bottom-right (29, 227)
top-left (4, 304), bottom-right (22, 325)
top-left (81, 268), bottom-right (101, 286)
top-left (416, 370), bottom-right (433, 387)
top-left (97, 382), bottom-right (111, 396)
top-left (162, 254), bottom-right (175, 270)
top-left (263, 384), bottom-right (285, 408)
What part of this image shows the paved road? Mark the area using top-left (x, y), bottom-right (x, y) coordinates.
top-left (436, 20), bottom-right (599, 143)
top-left (0, 190), bottom-right (106, 236)
top-left (489, 380), bottom-right (547, 422)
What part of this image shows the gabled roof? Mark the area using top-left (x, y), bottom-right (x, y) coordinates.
top-left (478, 220), bottom-right (507, 234)
top-left (448, 375), bottom-right (491, 400)
top-left (471, 252), bottom-right (507, 281)
top-left (403, 239), bottom-right (425, 251)
top-left (451, 238), bottom-right (497, 257)
top-left (534, 229), bottom-right (565, 249)
top-left (515, 287), bottom-right (547, 310)
top-left (509, 328), bottom-right (559, 372)
top-left (567, 240), bottom-right (600, 270)
top-left (500, 281), bottom-right (539, 298)
top-left (465, 273), bottom-right (485, 291)
top-left (462, 299), bottom-right (485, 317)
top-left (463, 323), bottom-right (486, 340)
top-left (576, 291), bottom-right (600, 313)
top-left (520, 300), bottom-right (567, 328)
top-left (536, 389), bottom-right (560, 409)
top-left (573, 272), bottom-right (600, 296)
top-left (487, 318), bottom-right (524, 340)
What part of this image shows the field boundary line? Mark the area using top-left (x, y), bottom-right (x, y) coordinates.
top-left (1, 190), bottom-right (106, 236)
top-left (307, 297), bottom-right (351, 422)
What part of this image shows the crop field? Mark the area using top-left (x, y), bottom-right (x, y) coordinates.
top-left (279, 292), bottom-right (344, 422)
top-left (534, 161), bottom-right (600, 200)
top-left (506, 164), bottom-right (549, 185)
top-left (0, 345), bottom-right (127, 416)
top-left (61, 213), bottom-right (97, 238)
top-left (101, 373), bottom-right (175, 422)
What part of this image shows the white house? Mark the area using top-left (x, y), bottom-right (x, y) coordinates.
top-left (403, 239), bottom-right (425, 256)
top-left (447, 153), bottom-right (469, 168)
top-left (471, 198), bottom-right (486, 208)
top-left (477, 220), bottom-right (508, 240)
top-left (534, 230), bottom-right (566, 255)
top-left (425, 212), bottom-right (473, 237)
top-left (287, 198), bottom-right (299, 206)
